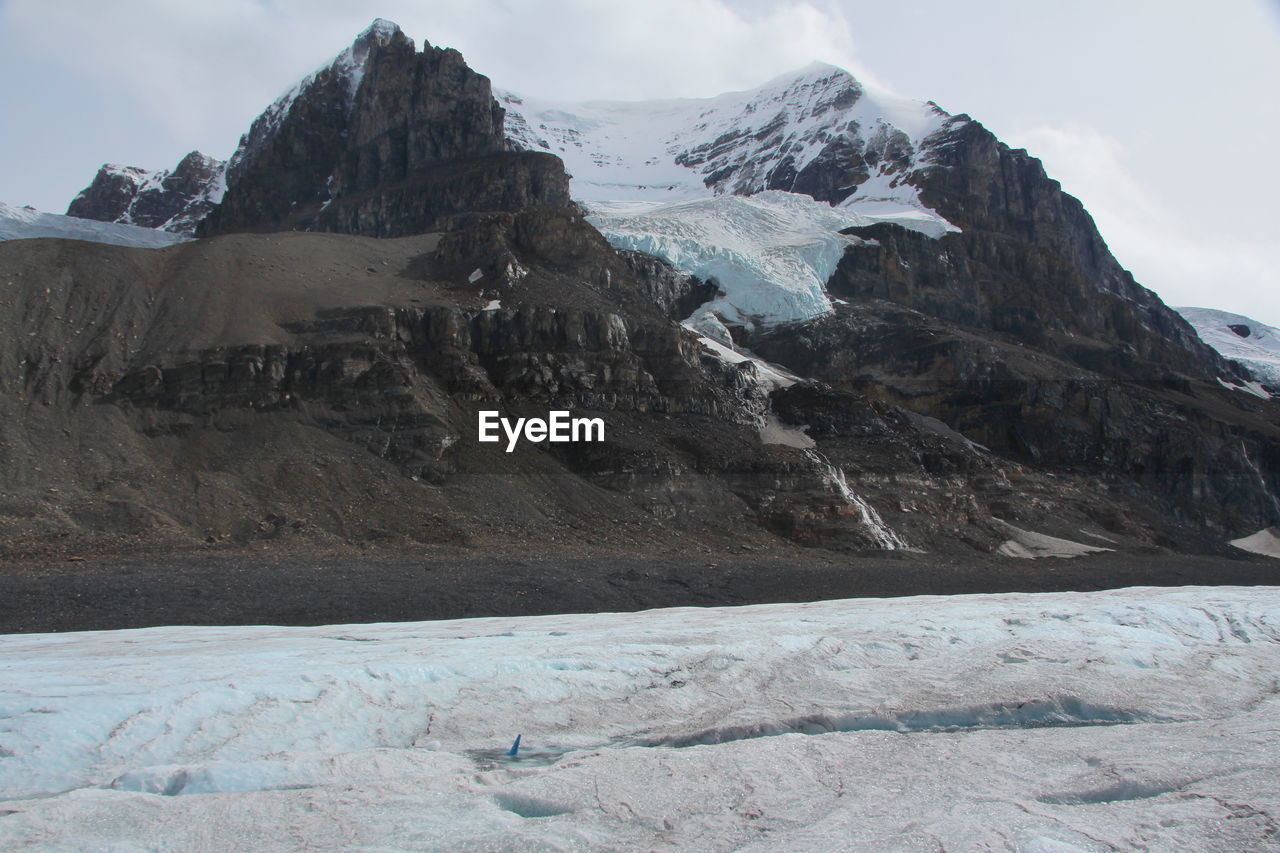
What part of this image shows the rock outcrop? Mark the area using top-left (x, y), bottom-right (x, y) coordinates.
top-left (909, 117), bottom-right (1229, 374)
top-left (66, 151), bottom-right (224, 235)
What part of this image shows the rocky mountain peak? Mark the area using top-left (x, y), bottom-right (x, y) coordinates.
top-left (199, 19), bottom-right (566, 237)
top-left (65, 150), bottom-right (225, 235)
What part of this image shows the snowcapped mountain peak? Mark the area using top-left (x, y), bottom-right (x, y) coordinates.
top-left (65, 151), bottom-right (226, 235)
top-left (497, 61), bottom-right (959, 331)
top-left (360, 17), bottom-right (403, 43)
top-left (340, 18), bottom-right (407, 94)
top-left (498, 60), bottom-right (954, 215)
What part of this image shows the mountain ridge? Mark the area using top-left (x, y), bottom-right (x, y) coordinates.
top-left (2, 19), bottom-right (1277, 561)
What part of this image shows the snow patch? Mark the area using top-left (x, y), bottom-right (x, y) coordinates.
top-left (995, 519), bottom-right (1113, 559)
top-left (1217, 376), bottom-right (1273, 399)
top-left (1229, 527), bottom-right (1280, 558)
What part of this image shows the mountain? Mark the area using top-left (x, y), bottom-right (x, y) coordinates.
top-left (66, 151), bottom-right (225, 235)
top-left (1176, 306), bottom-right (1280, 393)
top-left (3, 20), bottom-right (1278, 564)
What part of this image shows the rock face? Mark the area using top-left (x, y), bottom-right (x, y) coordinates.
top-left (66, 151), bottom-right (224, 235)
top-left (200, 20), bottom-right (568, 238)
top-left (909, 118), bottom-right (1227, 373)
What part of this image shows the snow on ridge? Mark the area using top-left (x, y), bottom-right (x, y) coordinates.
top-left (0, 202), bottom-right (191, 249)
top-left (498, 61), bottom-right (955, 214)
top-left (1177, 305), bottom-right (1280, 390)
top-left (502, 63), bottom-right (959, 330)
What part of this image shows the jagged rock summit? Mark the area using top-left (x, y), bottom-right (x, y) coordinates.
top-left (66, 151), bottom-right (224, 235)
top-left (199, 19), bottom-right (568, 237)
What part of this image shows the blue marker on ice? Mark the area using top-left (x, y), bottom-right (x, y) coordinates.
top-left (507, 734), bottom-right (522, 757)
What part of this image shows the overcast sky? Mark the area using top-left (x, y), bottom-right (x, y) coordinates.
top-left (2, 0), bottom-right (1277, 324)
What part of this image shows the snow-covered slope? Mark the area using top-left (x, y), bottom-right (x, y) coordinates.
top-left (499, 62), bottom-right (955, 214)
top-left (2, 587), bottom-right (1277, 851)
top-left (1178, 306), bottom-right (1280, 389)
top-left (0, 202), bottom-right (191, 249)
top-left (501, 64), bottom-right (959, 330)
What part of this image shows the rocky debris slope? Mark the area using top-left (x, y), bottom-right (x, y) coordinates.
top-left (0, 224), bottom-right (1170, 557)
top-left (66, 151), bottom-right (225, 235)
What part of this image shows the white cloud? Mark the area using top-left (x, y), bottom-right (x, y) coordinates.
top-left (1011, 124), bottom-right (1280, 327)
top-left (2, 0), bottom-right (865, 127)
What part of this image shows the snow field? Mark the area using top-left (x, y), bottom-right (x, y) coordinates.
top-left (0, 202), bottom-right (191, 249)
top-left (2, 586), bottom-right (1279, 850)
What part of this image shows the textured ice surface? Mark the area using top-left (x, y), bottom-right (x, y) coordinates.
top-left (590, 191), bottom-right (882, 329)
top-left (2, 587), bottom-right (1279, 851)
top-left (589, 190), bottom-right (951, 329)
top-left (0, 202), bottom-right (191, 249)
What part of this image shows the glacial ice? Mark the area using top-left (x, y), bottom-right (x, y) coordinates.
top-left (2, 587), bottom-right (1278, 851)
top-left (0, 202), bottom-right (191, 249)
top-left (1178, 305), bottom-right (1280, 391)
top-left (589, 190), bottom-right (952, 330)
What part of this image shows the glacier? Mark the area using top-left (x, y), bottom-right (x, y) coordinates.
top-left (589, 192), bottom-right (878, 331)
top-left (503, 63), bottom-right (960, 330)
top-left (0, 202), bottom-right (191, 249)
top-left (587, 190), bottom-right (953, 330)
top-left (1178, 306), bottom-right (1280, 391)
top-left (2, 586), bottom-right (1278, 851)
